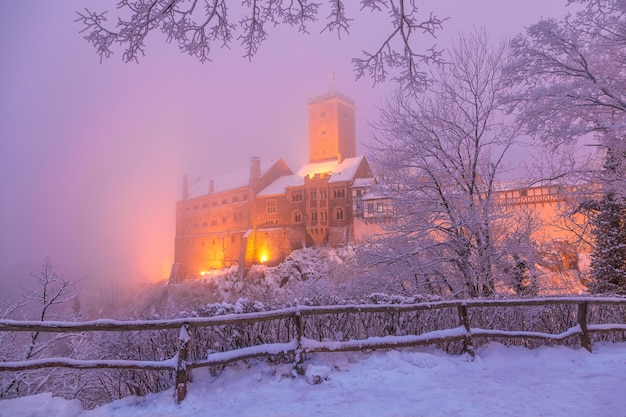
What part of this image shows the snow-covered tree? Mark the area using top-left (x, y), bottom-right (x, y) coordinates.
top-left (1, 258), bottom-right (84, 399)
top-left (506, 0), bottom-right (626, 149)
top-left (579, 147), bottom-right (626, 294)
top-left (506, 0), bottom-right (626, 294)
top-left (365, 28), bottom-right (536, 298)
top-left (76, 0), bottom-right (446, 90)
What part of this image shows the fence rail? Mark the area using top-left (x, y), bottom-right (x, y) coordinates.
top-left (1, 296), bottom-right (625, 403)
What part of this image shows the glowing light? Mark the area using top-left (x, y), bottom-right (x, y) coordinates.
top-left (199, 271), bottom-right (209, 276)
top-left (260, 253), bottom-right (268, 264)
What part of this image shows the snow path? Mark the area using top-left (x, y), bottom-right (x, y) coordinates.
top-left (1, 342), bottom-right (625, 417)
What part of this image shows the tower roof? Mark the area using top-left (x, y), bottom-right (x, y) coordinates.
top-left (307, 90), bottom-right (355, 107)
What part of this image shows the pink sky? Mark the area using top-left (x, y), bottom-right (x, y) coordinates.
top-left (0, 1), bottom-right (568, 295)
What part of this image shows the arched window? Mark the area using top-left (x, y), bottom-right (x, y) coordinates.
top-left (293, 210), bottom-right (302, 224)
top-left (335, 207), bottom-right (344, 221)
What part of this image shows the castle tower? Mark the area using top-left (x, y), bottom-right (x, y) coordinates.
top-left (308, 91), bottom-right (356, 163)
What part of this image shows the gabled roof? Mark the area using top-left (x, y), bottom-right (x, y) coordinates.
top-left (256, 174), bottom-right (304, 197)
top-left (187, 159), bottom-right (279, 199)
top-left (258, 155), bottom-right (370, 196)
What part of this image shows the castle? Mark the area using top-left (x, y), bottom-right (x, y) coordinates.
top-left (171, 90), bottom-right (388, 281)
top-left (171, 90), bottom-right (587, 283)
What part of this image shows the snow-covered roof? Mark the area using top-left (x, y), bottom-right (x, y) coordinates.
top-left (351, 177), bottom-right (376, 188)
top-left (257, 174), bottom-right (304, 197)
top-left (258, 156), bottom-right (368, 197)
top-left (187, 160), bottom-right (278, 199)
top-left (362, 191), bottom-right (387, 201)
top-left (296, 156), bottom-right (365, 183)
top-left (493, 178), bottom-right (585, 192)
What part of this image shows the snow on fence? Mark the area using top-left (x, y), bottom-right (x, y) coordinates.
top-left (1, 296), bottom-right (625, 403)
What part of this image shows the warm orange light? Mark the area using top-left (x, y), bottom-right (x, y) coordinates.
top-left (260, 253), bottom-right (268, 263)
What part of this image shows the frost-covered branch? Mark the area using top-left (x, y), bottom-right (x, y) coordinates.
top-left (352, 0), bottom-right (446, 91)
top-left (76, 0), bottom-right (446, 89)
top-left (1, 258), bottom-right (84, 399)
top-left (506, 0), bottom-right (626, 146)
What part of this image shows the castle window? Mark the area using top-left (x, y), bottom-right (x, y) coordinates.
top-left (376, 202), bottom-right (384, 213)
top-left (335, 207), bottom-right (344, 221)
top-left (311, 190), bottom-right (317, 200)
top-left (320, 129), bottom-right (327, 136)
top-left (333, 188), bottom-right (346, 198)
top-left (291, 192), bottom-right (303, 202)
top-left (320, 210), bottom-right (328, 221)
top-left (265, 219), bottom-right (279, 226)
top-left (320, 190), bottom-right (327, 200)
top-left (520, 190), bottom-right (528, 197)
top-left (311, 210), bottom-right (318, 223)
top-left (267, 199), bottom-right (277, 214)
top-left (293, 210), bottom-right (302, 223)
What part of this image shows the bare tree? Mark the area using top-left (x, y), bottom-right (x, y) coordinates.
top-left (364, 28), bottom-right (536, 298)
top-left (1, 258), bottom-right (84, 399)
top-left (75, 0), bottom-right (447, 91)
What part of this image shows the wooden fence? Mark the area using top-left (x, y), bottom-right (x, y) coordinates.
top-left (1, 296), bottom-right (625, 403)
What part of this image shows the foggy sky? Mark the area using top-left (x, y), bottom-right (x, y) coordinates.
top-left (0, 1), bottom-right (567, 296)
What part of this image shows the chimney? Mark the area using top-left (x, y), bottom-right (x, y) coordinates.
top-left (208, 179), bottom-right (214, 194)
top-left (182, 175), bottom-right (189, 200)
top-left (250, 157), bottom-right (261, 181)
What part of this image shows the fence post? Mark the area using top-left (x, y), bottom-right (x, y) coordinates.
top-left (175, 325), bottom-right (190, 403)
top-left (293, 311), bottom-right (305, 375)
top-left (577, 302), bottom-right (592, 353)
top-left (457, 304), bottom-right (475, 359)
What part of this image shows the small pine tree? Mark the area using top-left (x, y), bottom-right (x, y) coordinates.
top-left (588, 191), bottom-right (626, 294)
top-left (586, 147), bottom-right (626, 295)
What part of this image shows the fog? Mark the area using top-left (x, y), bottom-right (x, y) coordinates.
top-left (0, 1), bottom-right (567, 299)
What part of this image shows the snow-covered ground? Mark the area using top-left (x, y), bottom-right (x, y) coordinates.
top-left (2, 342), bottom-right (625, 417)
